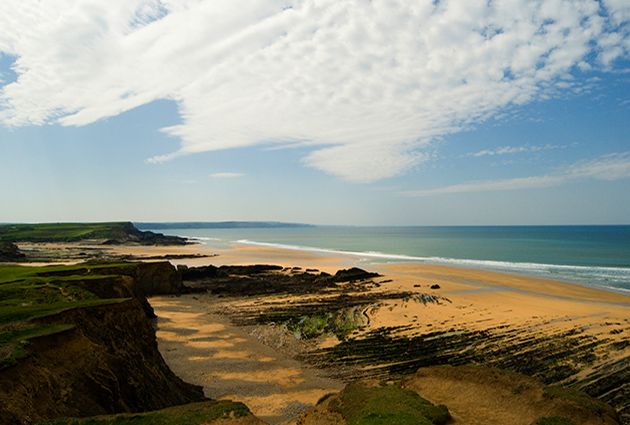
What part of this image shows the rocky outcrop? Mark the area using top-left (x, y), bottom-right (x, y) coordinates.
top-left (100, 222), bottom-right (189, 245)
top-left (0, 241), bottom-right (24, 262)
top-left (129, 261), bottom-right (186, 295)
top-left (178, 265), bottom-right (381, 296)
top-left (333, 267), bottom-right (381, 282)
top-left (178, 264), bottom-right (283, 280)
top-left (404, 365), bottom-right (620, 425)
top-left (296, 381), bottom-right (450, 425)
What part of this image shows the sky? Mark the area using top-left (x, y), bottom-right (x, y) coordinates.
top-left (1, 0), bottom-right (629, 225)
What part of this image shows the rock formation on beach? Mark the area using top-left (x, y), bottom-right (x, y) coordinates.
top-left (0, 241), bottom-right (24, 262)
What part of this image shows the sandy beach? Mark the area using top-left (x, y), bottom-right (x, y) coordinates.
top-left (150, 295), bottom-right (344, 424)
top-left (18, 241), bottom-right (630, 423)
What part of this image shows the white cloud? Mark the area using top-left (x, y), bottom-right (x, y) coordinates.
top-left (0, 1), bottom-right (629, 182)
top-left (467, 144), bottom-right (567, 157)
top-left (209, 172), bottom-right (243, 178)
top-left (402, 152), bottom-right (630, 196)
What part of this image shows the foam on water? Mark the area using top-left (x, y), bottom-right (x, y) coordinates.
top-left (182, 236), bottom-right (221, 241)
top-left (234, 239), bottom-right (630, 294)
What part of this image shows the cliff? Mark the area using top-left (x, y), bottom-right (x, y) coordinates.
top-left (0, 262), bottom-right (204, 425)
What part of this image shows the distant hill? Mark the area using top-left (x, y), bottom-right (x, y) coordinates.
top-left (136, 221), bottom-right (314, 230)
top-left (0, 222), bottom-right (188, 245)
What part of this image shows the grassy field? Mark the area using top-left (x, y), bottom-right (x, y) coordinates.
top-left (0, 263), bottom-right (135, 368)
top-left (327, 383), bottom-right (450, 425)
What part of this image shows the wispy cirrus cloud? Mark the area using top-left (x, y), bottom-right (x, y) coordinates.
top-left (402, 152), bottom-right (630, 197)
top-left (467, 144), bottom-right (568, 158)
top-left (0, 1), bottom-right (629, 182)
top-left (209, 172), bottom-right (243, 178)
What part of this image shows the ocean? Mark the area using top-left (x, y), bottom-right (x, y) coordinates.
top-left (144, 225), bottom-right (630, 293)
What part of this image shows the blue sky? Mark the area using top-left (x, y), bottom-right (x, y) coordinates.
top-left (1, 1), bottom-right (629, 225)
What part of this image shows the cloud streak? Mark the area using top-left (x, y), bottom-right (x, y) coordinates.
top-left (209, 172), bottom-right (243, 178)
top-left (0, 0), bottom-right (629, 182)
top-left (467, 144), bottom-right (568, 157)
top-left (402, 152), bottom-right (630, 196)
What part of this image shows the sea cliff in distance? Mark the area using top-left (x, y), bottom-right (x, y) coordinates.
top-left (0, 222), bottom-right (189, 245)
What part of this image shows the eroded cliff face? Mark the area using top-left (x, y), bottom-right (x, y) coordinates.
top-left (132, 261), bottom-right (185, 296)
top-left (0, 298), bottom-right (205, 425)
top-left (0, 262), bottom-right (205, 425)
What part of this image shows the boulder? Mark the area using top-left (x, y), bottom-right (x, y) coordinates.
top-left (0, 241), bottom-right (25, 262)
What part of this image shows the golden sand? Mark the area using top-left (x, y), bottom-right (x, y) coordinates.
top-left (27, 241), bottom-right (630, 423)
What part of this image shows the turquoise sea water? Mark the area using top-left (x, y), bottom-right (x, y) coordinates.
top-left (146, 226), bottom-right (630, 293)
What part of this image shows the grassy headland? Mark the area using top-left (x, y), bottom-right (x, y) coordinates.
top-left (0, 262), bottom-right (135, 368)
top-left (0, 261), bottom-right (207, 424)
top-left (0, 222), bottom-right (187, 245)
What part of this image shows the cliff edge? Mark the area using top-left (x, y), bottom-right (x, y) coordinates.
top-left (0, 261), bottom-right (204, 425)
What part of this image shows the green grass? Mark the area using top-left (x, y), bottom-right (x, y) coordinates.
top-left (330, 383), bottom-right (450, 425)
top-left (0, 263), bottom-right (137, 285)
top-left (543, 385), bottom-right (617, 418)
top-left (0, 263), bottom-right (139, 369)
top-left (287, 307), bottom-right (368, 340)
top-left (288, 314), bottom-right (330, 339)
top-left (38, 400), bottom-right (251, 425)
top-left (0, 222), bottom-right (136, 243)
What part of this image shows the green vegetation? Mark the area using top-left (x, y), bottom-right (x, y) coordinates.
top-left (543, 385), bottom-right (617, 418)
top-left (330, 383), bottom-right (450, 425)
top-left (0, 222), bottom-right (186, 245)
top-left (39, 400), bottom-right (252, 425)
top-left (287, 306), bottom-right (368, 340)
top-left (0, 263), bottom-right (135, 368)
top-left (0, 323), bottom-right (75, 367)
top-left (535, 417), bottom-right (576, 425)
top-left (0, 222), bottom-right (134, 242)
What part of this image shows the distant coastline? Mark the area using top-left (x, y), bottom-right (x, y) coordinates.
top-left (135, 221), bottom-right (314, 230)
